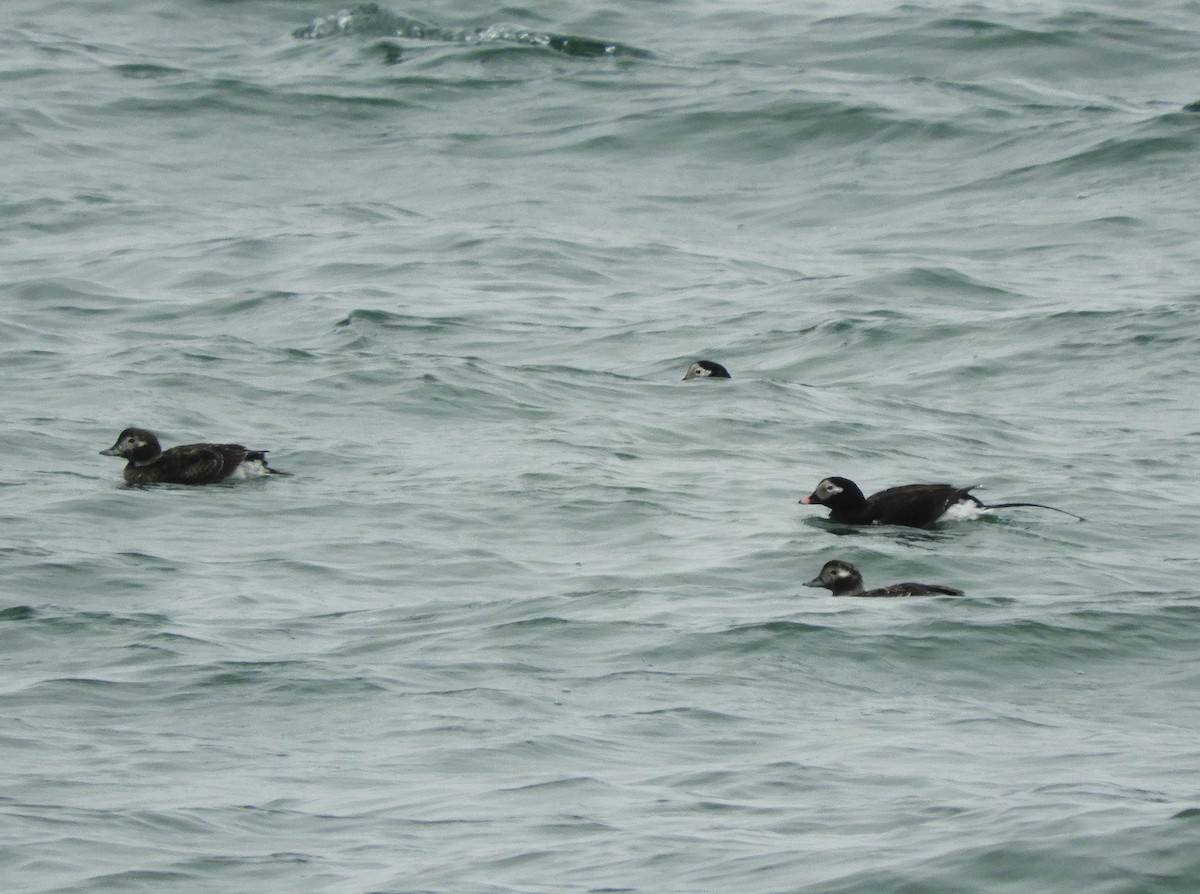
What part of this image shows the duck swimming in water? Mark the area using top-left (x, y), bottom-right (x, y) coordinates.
top-left (799, 476), bottom-right (1083, 527)
top-left (804, 559), bottom-right (963, 597)
top-left (100, 427), bottom-right (287, 485)
top-left (682, 360), bottom-right (731, 380)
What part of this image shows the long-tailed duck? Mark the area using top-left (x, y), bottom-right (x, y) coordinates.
top-left (682, 360), bottom-right (731, 380)
top-left (799, 476), bottom-right (1083, 527)
top-left (100, 427), bottom-right (287, 485)
top-left (804, 559), bottom-right (963, 597)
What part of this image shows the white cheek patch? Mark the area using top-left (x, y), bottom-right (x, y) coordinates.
top-left (823, 482), bottom-right (843, 497)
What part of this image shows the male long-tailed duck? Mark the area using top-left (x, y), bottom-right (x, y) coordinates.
top-left (682, 360), bottom-right (731, 380)
top-left (804, 559), bottom-right (963, 597)
top-left (799, 475), bottom-right (1082, 527)
top-left (100, 427), bottom-right (287, 485)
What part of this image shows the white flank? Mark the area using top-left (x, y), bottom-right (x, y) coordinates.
top-left (938, 500), bottom-right (988, 522)
top-left (229, 459), bottom-right (271, 479)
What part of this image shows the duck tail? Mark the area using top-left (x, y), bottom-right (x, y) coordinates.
top-left (983, 501), bottom-right (1085, 522)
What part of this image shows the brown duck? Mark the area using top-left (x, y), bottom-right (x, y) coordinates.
top-left (100, 427), bottom-right (287, 485)
top-left (804, 560), bottom-right (964, 598)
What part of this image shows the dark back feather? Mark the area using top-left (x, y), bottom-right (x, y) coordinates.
top-left (124, 443), bottom-right (255, 485)
top-left (866, 582), bottom-right (965, 598)
top-left (859, 483), bottom-right (978, 527)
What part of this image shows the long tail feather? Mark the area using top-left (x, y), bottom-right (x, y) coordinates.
top-left (983, 501), bottom-right (1085, 522)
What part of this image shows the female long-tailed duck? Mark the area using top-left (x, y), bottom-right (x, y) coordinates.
top-left (682, 360), bottom-right (731, 380)
top-left (100, 427), bottom-right (287, 485)
top-left (799, 476), bottom-right (1082, 527)
top-left (804, 559), bottom-right (963, 597)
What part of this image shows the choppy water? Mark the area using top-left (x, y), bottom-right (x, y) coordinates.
top-left (3, 1), bottom-right (1200, 891)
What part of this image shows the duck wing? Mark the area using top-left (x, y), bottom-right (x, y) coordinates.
top-left (154, 443), bottom-right (251, 484)
top-left (862, 483), bottom-right (978, 527)
top-left (867, 582), bottom-right (965, 598)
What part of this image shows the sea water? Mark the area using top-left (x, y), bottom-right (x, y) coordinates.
top-left (2, 1), bottom-right (1199, 891)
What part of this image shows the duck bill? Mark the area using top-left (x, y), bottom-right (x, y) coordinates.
top-left (99, 447), bottom-right (120, 456)
top-left (799, 493), bottom-right (819, 505)
top-left (802, 577), bottom-right (823, 588)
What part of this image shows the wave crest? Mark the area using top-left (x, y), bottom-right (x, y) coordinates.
top-left (294, 4), bottom-right (650, 58)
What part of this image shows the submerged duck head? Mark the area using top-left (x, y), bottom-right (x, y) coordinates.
top-left (683, 360), bottom-right (731, 380)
